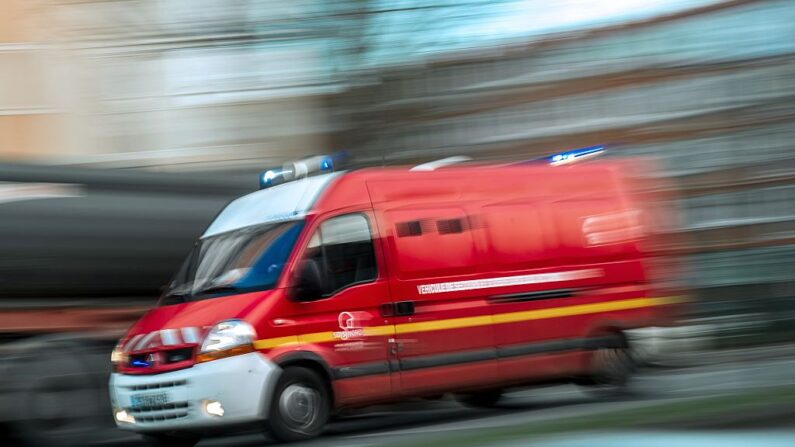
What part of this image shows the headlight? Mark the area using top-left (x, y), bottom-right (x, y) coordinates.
top-left (197, 320), bottom-right (256, 363)
top-left (111, 340), bottom-right (127, 371)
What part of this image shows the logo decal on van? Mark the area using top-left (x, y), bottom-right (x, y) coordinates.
top-left (333, 312), bottom-right (365, 340)
top-left (582, 210), bottom-right (643, 246)
top-left (417, 269), bottom-right (602, 295)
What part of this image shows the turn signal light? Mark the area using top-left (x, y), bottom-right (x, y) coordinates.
top-left (195, 343), bottom-right (255, 363)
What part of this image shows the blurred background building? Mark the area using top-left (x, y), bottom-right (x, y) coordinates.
top-left (0, 0), bottom-right (347, 170)
top-left (0, 0), bottom-right (793, 444)
top-left (7, 0), bottom-right (791, 335)
top-left (335, 0), bottom-right (795, 344)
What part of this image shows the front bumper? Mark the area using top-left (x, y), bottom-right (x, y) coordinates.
top-left (109, 352), bottom-right (280, 433)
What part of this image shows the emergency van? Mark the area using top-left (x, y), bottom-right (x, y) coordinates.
top-left (109, 149), bottom-right (681, 446)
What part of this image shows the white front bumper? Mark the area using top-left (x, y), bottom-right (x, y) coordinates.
top-left (109, 352), bottom-right (280, 433)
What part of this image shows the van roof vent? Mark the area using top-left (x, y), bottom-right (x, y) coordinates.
top-left (410, 156), bottom-right (472, 172)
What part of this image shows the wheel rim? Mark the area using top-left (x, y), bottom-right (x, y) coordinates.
top-left (278, 384), bottom-right (321, 429)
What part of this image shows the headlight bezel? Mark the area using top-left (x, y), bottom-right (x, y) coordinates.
top-left (197, 319), bottom-right (256, 363)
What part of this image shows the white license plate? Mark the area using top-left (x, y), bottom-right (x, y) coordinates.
top-left (130, 392), bottom-right (170, 408)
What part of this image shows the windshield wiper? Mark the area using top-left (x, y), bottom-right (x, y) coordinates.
top-left (161, 284), bottom-right (192, 304)
top-left (194, 283), bottom-right (239, 296)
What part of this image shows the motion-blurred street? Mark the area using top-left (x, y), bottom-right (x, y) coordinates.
top-left (92, 345), bottom-right (795, 447)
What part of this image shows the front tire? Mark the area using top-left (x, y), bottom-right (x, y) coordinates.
top-left (266, 367), bottom-right (330, 442)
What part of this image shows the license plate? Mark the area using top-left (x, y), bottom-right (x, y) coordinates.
top-left (130, 392), bottom-right (170, 408)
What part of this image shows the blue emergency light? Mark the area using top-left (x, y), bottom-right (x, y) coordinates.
top-left (259, 168), bottom-right (290, 189)
top-left (514, 145), bottom-right (605, 166)
top-left (546, 145), bottom-right (605, 165)
top-left (319, 151), bottom-right (350, 172)
top-left (131, 359), bottom-right (151, 368)
top-left (259, 151), bottom-right (350, 190)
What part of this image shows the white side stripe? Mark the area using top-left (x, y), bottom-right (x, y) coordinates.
top-left (417, 269), bottom-right (602, 295)
top-left (134, 332), bottom-right (158, 351)
top-left (160, 329), bottom-right (179, 346)
top-left (181, 327), bottom-right (199, 344)
top-left (124, 334), bottom-right (143, 352)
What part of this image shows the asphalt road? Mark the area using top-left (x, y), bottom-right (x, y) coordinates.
top-left (105, 352), bottom-right (795, 447)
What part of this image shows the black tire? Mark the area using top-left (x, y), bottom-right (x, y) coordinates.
top-left (266, 367), bottom-right (330, 442)
top-left (141, 433), bottom-right (200, 447)
top-left (578, 335), bottom-right (636, 397)
top-left (454, 389), bottom-right (503, 408)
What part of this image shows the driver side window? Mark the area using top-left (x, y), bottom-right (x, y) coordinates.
top-left (303, 214), bottom-right (377, 295)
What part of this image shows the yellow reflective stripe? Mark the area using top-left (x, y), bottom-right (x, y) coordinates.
top-left (254, 335), bottom-right (299, 350)
top-left (298, 332), bottom-right (336, 344)
top-left (492, 296), bottom-right (682, 325)
top-left (364, 325), bottom-right (395, 337)
top-left (394, 314), bottom-right (493, 335)
top-left (253, 296), bottom-right (684, 350)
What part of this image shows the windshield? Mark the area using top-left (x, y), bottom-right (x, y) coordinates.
top-left (160, 220), bottom-right (305, 305)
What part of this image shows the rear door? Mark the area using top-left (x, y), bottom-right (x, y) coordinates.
top-left (375, 205), bottom-right (498, 396)
top-left (485, 199), bottom-right (646, 383)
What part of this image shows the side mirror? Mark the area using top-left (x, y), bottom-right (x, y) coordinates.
top-left (291, 259), bottom-right (323, 302)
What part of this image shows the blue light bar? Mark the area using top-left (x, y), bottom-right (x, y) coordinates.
top-left (258, 151), bottom-right (350, 190)
top-left (319, 151), bottom-right (350, 172)
top-left (546, 145), bottom-right (605, 166)
top-left (258, 168), bottom-right (290, 189)
top-left (320, 156), bottom-right (334, 171)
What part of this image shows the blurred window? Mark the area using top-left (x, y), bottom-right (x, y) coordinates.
top-left (203, 173), bottom-right (338, 237)
top-left (301, 214), bottom-right (377, 296)
top-left (161, 220), bottom-right (305, 304)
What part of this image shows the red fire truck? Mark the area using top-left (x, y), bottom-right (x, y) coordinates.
top-left (109, 149), bottom-right (681, 446)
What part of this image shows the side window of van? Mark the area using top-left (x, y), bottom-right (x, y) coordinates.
top-left (303, 214), bottom-right (377, 295)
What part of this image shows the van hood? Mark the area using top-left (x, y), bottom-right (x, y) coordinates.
top-left (116, 290), bottom-right (274, 374)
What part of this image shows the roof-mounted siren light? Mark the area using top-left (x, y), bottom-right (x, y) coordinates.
top-left (546, 145), bottom-right (605, 166)
top-left (410, 156), bottom-right (472, 172)
top-left (287, 151), bottom-right (350, 178)
top-left (259, 167), bottom-right (293, 189)
top-left (259, 152), bottom-right (350, 189)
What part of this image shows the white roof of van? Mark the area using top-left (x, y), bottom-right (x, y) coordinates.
top-left (202, 172), bottom-right (340, 238)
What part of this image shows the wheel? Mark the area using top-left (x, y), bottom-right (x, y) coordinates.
top-left (578, 336), bottom-right (636, 397)
top-left (454, 389), bottom-right (503, 408)
top-left (266, 367), bottom-right (330, 442)
top-left (141, 433), bottom-right (200, 447)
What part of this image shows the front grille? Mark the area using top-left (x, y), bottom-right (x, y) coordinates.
top-left (134, 413), bottom-right (189, 423)
top-left (128, 402), bottom-right (191, 423)
top-left (125, 380), bottom-right (187, 391)
top-left (130, 402), bottom-right (189, 413)
top-left (128, 347), bottom-right (195, 369)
